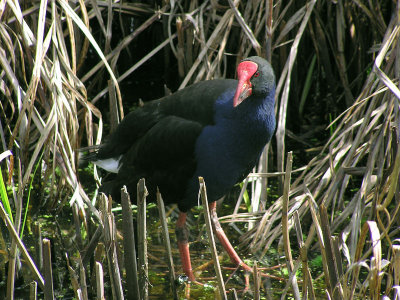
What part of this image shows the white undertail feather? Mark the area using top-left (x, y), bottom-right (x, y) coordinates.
top-left (93, 156), bottom-right (122, 173)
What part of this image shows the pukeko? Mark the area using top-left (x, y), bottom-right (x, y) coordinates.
top-left (82, 56), bottom-right (276, 282)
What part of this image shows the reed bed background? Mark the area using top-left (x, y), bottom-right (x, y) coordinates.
top-left (0, 0), bottom-right (399, 299)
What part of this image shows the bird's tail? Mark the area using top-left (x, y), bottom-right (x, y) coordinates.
top-left (78, 145), bottom-right (101, 161)
top-left (77, 145), bottom-right (101, 172)
top-left (78, 145), bottom-right (121, 173)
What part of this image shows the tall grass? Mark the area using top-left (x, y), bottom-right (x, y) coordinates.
top-left (0, 0), bottom-right (399, 298)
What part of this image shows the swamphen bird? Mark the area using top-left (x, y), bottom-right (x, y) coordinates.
top-left (82, 56), bottom-right (276, 282)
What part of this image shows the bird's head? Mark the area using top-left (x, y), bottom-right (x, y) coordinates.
top-left (233, 56), bottom-right (275, 107)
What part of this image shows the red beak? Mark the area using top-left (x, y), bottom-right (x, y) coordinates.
top-left (233, 60), bottom-right (258, 107)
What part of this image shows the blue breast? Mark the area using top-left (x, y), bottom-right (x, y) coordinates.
top-left (184, 88), bottom-right (276, 209)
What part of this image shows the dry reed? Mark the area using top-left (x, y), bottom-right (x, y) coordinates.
top-left (0, 0), bottom-right (399, 298)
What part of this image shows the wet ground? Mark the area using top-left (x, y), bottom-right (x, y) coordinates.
top-left (0, 188), bottom-right (326, 299)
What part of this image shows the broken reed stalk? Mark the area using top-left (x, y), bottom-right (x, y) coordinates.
top-left (293, 211), bottom-right (316, 300)
top-left (281, 151), bottom-right (300, 299)
top-left (43, 238), bottom-right (54, 300)
top-left (120, 186), bottom-right (140, 300)
top-left (253, 261), bottom-right (260, 300)
top-left (66, 253), bottom-right (81, 299)
top-left (199, 177), bottom-right (227, 300)
top-left (30, 281), bottom-right (37, 300)
top-left (96, 261), bottom-right (105, 300)
top-left (79, 260), bottom-right (89, 300)
top-left (7, 240), bottom-right (17, 300)
top-left (137, 178), bottom-right (149, 300)
top-left (100, 194), bottom-right (124, 300)
top-left (156, 189), bottom-right (179, 300)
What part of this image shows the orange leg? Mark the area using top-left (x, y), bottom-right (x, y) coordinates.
top-left (175, 212), bottom-right (196, 282)
top-left (208, 201), bottom-right (252, 272)
top-left (176, 204), bottom-right (253, 284)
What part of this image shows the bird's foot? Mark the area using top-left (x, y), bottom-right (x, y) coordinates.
top-left (224, 260), bottom-right (277, 292)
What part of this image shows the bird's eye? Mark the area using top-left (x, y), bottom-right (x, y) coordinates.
top-left (254, 71), bottom-right (260, 78)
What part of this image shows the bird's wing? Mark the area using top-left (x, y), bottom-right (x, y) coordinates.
top-left (110, 115), bottom-right (204, 203)
top-left (121, 115), bottom-right (203, 170)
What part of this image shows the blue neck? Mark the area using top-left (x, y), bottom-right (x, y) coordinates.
top-left (186, 88), bottom-right (275, 206)
top-left (214, 88), bottom-right (276, 145)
